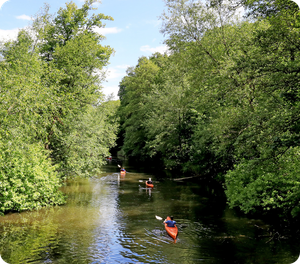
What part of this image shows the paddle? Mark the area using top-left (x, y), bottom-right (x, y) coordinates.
top-left (140, 179), bottom-right (157, 183)
top-left (118, 164), bottom-right (130, 173)
top-left (155, 215), bottom-right (163, 221)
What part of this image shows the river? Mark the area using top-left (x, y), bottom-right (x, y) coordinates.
top-left (0, 162), bottom-right (299, 264)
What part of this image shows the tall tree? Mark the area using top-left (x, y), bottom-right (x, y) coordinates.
top-left (0, 0), bottom-right (117, 213)
top-left (142, 58), bottom-right (198, 171)
top-left (224, 0), bottom-right (300, 217)
top-left (32, 0), bottom-right (116, 176)
top-left (118, 55), bottom-right (164, 160)
top-left (0, 30), bottom-right (65, 214)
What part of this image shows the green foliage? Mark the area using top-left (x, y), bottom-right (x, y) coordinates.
top-left (53, 102), bottom-right (119, 178)
top-left (241, 0), bottom-right (299, 18)
top-left (225, 147), bottom-right (300, 217)
top-left (0, 30), bottom-right (60, 143)
top-left (118, 55), bottom-right (164, 159)
top-left (0, 142), bottom-right (65, 215)
top-left (143, 60), bottom-right (198, 170)
top-left (33, 0), bottom-right (116, 177)
top-left (117, 0), bottom-right (300, 218)
top-left (0, 0), bottom-right (117, 213)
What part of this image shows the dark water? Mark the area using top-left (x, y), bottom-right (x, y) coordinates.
top-left (0, 162), bottom-right (300, 264)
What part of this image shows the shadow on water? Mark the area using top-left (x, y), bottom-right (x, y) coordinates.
top-left (0, 161), bottom-right (299, 263)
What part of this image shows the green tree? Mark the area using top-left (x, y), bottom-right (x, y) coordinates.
top-left (223, 0), bottom-right (300, 216)
top-left (118, 55), bottom-right (164, 160)
top-left (159, 0), bottom-right (252, 176)
top-left (0, 0), bottom-right (117, 213)
top-left (142, 59), bottom-right (198, 171)
top-left (56, 101), bottom-right (119, 178)
top-left (32, 0), bottom-right (116, 177)
top-left (0, 31), bottom-right (65, 214)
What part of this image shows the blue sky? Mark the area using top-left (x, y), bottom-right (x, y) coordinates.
top-left (0, 0), bottom-right (168, 99)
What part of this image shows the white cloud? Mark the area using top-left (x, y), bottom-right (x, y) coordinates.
top-left (0, 0), bottom-right (9, 10)
top-left (93, 27), bottom-right (122, 35)
top-left (16, 14), bottom-right (32, 21)
top-left (0, 28), bottom-right (19, 41)
top-left (140, 45), bottom-right (169, 54)
top-left (93, 65), bottom-right (128, 93)
top-left (101, 85), bottom-right (119, 99)
top-left (105, 66), bottom-right (127, 80)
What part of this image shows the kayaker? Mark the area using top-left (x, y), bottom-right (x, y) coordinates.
top-left (146, 178), bottom-right (152, 184)
top-left (120, 167), bottom-right (126, 172)
top-left (164, 216), bottom-right (176, 227)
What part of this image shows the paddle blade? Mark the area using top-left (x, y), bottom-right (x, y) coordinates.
top-left (139, 180), bottom-right (144, 182)
top-left (118, 165), bottom-right (121, 168)
top-left (155, 215), bottom-right (163, 220)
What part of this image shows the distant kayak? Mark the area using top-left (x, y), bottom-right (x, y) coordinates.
top-left (145, 182), bottom-right (154, 188)
top-left (120, 170), bottom-right (126, 175)
top-left (164, 216), bottom-right (178, 240)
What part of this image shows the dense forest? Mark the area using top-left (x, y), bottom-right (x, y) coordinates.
top-left (117, 0), bottom-right (300, 219)
top-left (0, 0), bottom-right (119, 214)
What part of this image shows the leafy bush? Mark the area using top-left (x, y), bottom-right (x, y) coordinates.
top-left (225, 147), bottom-right (300, 217)
top-left (0, 142), bottom-right (65, 215)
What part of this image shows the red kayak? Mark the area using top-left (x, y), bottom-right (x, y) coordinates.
top-left (164, 217), bottom-right (178, 240)
top-left (145, 182), bottom-right (154, 188)
top-left (120, 170), bottom-right (126, 176)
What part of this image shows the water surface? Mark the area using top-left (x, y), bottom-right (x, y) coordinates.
top-left (0, 163), bottom-right (299, 264)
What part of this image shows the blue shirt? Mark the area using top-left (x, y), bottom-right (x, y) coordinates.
top-left (165, 220), bottom-right (176, 227)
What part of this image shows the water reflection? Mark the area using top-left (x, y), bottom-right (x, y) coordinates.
top-left (0, 164), bottom-right (299, 263)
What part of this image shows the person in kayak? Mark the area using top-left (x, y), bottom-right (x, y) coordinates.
top-left (120, 167), bottom-right (126, 172)
top-left (164, 216), bottom-right (176, 227)
top-left (146, 178), bottom-right (152, 184)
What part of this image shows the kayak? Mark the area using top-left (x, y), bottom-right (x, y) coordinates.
top-left (120, 170), bottom-right (126, 175)
top-left (145, 182), bottom-right (154, 188)
top-left (164, 216), bottom-right (178, 240)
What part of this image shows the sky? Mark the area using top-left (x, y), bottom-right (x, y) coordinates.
top-left (0, 0), bottom-right (168, 99)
